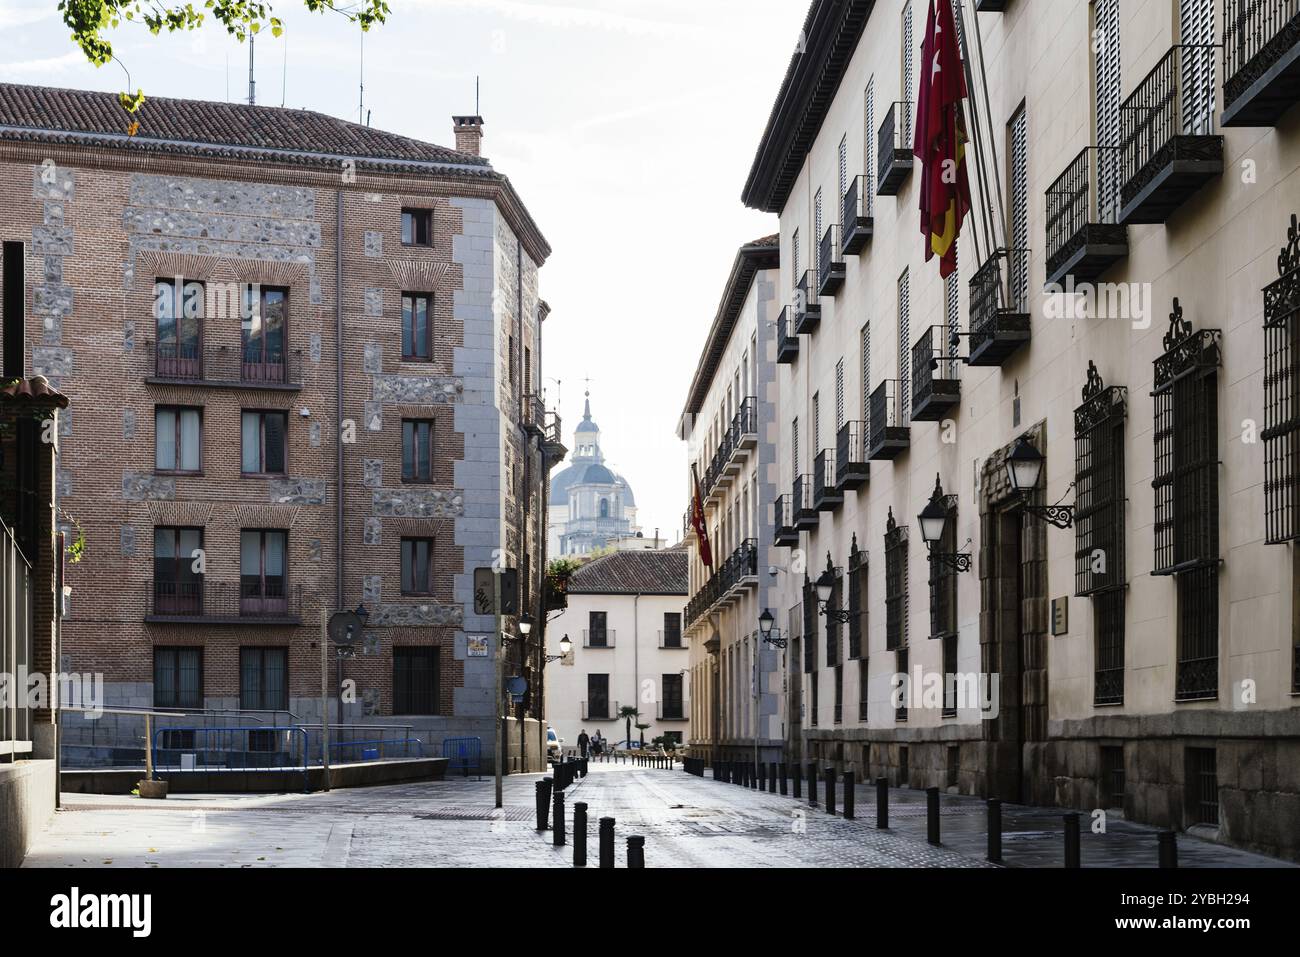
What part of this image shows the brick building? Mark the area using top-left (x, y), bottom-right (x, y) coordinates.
top-left (0, 82), bottom-right (561, 771)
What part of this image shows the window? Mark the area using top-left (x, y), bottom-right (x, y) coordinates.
top-left (587, 611), bottom-right (609, 648)
top-left (661, 674), bottom-right (684, 719)
top-left (402, 419), bottom-right (434, 483)
top-left (942, 635), bottom-right (958, 717)
top-left (154, 647), bottom-right (202, 708)
top-left (1008, 106), bottom-right (1029, 305)
top-left (895, 647), bottom-right (909, 722)
top-left (662, 613), bottom-right (682, 648)
top-left (897, 270), bottom-right (910, 422)
top-left (1152, 302), bottom-right (1221, 701)
top-left (400, 538), bottom-right (434, 596)
top-left (393, 647), bottom-right (440, 715)
top-left (153, 278), bottom-right (203, 377)
top-left (812, 393), bottom-right (821, 452)
top-left (835, 359), bottom-right (846, 432)
top-left (826, 566), bottom-right (841, 665)
top-left (810, 671), bottom-right (819, 727)
top-left (1179, 0), bottom-right (1215, 136)
top-left (1264, 220), bottom-right (1300, 547)
top-left (885, 509), bottom-right (908, 651)
top-left (586, 674), bottom-right (610, 720)
top-left (792, 417), bottom-right (800, 478)
top-left (402, 292), bottom-right (432, 360)
top-left (1185, 747), bottom-right (1219, 827)
top-left (803, 577), bottom-right (819, 675)
top-left (1075, 361), bottom-right (1128, 706)
top-left (241, 410), bottom-right (288, 475)
top-left (838, 135), bottom-right (848, 204)
top-left (508, 335), bottom-right (516, 387)
top-left (927, 488), bottom-right (958, 641)
top-left (240, 647), bottom-right (288, 711)
top-left (833, 665), bottom-right (843, 724)
top-left (858, 658), bottom-right (869, 721)
top-left (1101, 745), bottom-right (1125, 809)
top-left (945, 252), bottom-right (960, 353)
top-left (792, 229), bottom-right (801, 285)
top-left (155, 406), bottom-right (202, 473)
top-left (153, 527), bottom-right (203, 614)
top-left (240, 530), bottom-right (288, 614)
top-left (242, 286), bottom-right (287, 383)
top-left (848, 536), bottom-right (866, 659)
top-left (861, 322), bottom-right (872, 421)
top-left (864, 79), bottom-right (876, 217)
top-left (814, 189), bottom-right (824, 273)
top-left (600, 498), bottom-right (610, 519)
top-left (402, 208), bottom-right (432, 247)
top-left (1093, 0), bottom-right (1122, 220)
top-left (901, 1), bottom-right (913, 105)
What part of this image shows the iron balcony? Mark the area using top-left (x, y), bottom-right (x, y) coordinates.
top-left (794, 271), bottom-right (822, 335)
top-left (812, 449), bottom-right (844, 511)
top-left (777, 307), bottom-right (800, 364)
top-left (145, 339), bottom-right (304, 390)
top-left (1222, 0), bottom-right (1300, 127)
top-left (1118, 45), bottom-right (1224, 225)
top-left (911, 325), bottom-right (962, 422)
top-left (792, 476), bottom-right (818, 530)
top-left (774, 494), bottom-right (799, 547)
top-left (867, 380), bottom-right (910, 460)
top-left (841, 175), bottom-right (874, 255)
top-left (819, 226), bottom-right (846, 297)
top-left (146, 580), bottom-right (304, 625)
top-left (968, 248), bottom-right (1032, 367)
top-left (1045, 147), bottom-right (1130, 287)
top-left (835, 420), bottom-right (870, 491)
top-left (877, 101), bottom-right (914, 196)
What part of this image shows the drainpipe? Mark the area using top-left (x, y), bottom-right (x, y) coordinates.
top-left (335, 190), bottom-right (345, 613)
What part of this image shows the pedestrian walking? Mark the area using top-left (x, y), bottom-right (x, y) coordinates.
top-left (577, 729), bottom-right (590, 759)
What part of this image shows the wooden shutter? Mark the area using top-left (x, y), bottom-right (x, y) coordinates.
top-left (1094, 0), bottom-right (1122, 221)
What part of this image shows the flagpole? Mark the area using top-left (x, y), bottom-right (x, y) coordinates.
top-left (952, 0), bottom-right (992, 266)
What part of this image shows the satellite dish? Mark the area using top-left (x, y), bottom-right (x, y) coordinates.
top-left (328, 611), bottom-right (364, 646)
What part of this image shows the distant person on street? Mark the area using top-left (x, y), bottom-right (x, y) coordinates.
top-left (577, 729), bottom-right (590, 759)
top-left (593, 731), bottom-right (604, 756)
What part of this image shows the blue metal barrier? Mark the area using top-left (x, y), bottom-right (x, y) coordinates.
top-left (330, 737), bottom-right (424, 762)
top-left (443, 737), bottom-right (481, 779)
top-left (152, 726), bottom-right (311, 792)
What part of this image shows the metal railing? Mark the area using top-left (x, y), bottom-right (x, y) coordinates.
top-left (912, 325), bottom-right (961, 413)
top-left (843, 174), bottom-right (870, 229)
top-left (773, 494), bottom-right (796, 544)
top-left (146, 580), bottom-right (304, 622)
top-left (970, 248), bottom-right (1031, 346)
top-left (836, 420), bottom-right (869, 487)
top-left (778, 307), bottom-right (800, 362)
top-left (819, 225), bottom-right (844, 291)
top-left (581, 700), bottom-right (619, 721)
top-left (1224, 0), bottom-right (1300, 108)
top-left (813, 449), bottom-right (837, 507)
top-left (150, 725), bottom-right (311, 791)
top-left (794, 270), bottom-right (821, 331)
top-left (1119, 45), bottom-right (1220, 207)
top-left (792, 475), bottom-right (815, 523)
top-left (877, 101), bottom-right (914, 193)
top-left (870, 379), bottom-right (905, 440)
top-left (145, 339), bottom-right (304, 387)
top-left (582, 629), bottom-right (615, 648)
top-left (0, 519), bottom-right (34, 754)
top-left (1046, 147), bottom-right (1123, 275)
top-left (659, 629), bottom-right (685, 649)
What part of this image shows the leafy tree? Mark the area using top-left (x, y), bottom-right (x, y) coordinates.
top-left (57, 0), bottom-right (391, 115)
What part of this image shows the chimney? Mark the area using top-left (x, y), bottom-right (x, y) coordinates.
top-left (452, 115), bottom-right (485, 157)
top-left (2, 240), bottom-right (25, 380)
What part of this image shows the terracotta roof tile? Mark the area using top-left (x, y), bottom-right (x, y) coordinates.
top-left (567, 549), bottom-right (688, 595)
top-left (0, 375), bottom-right (69, 408)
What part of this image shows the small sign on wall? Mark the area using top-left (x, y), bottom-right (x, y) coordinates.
top-left (467, 634), bottom-right (491, 658)
top-left (1051, 597), bottom-right (1069, 636)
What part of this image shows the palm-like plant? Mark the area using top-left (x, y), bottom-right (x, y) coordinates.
top-left (618, 705), bottom-right (639, 748)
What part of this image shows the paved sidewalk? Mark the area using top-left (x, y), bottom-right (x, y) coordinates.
top-left (21, 762), bottom-right (1292, 868)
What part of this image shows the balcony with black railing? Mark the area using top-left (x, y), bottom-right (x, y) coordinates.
top-left (733, 396), bottom-right (758, 453)
top-left (842, 175), bottom-right (874, 255)
top-left (1222, 0), bottom-right (1300, 127)
top-left (774, 494), bottom-right (799, 547)
top-left (145, 339), bottom-right (304, 390)
top-left (911, 326), bottom-right (962, 422)
top-left (819, 226), bottom-right (846, 297)
top-left (968, 248), bottom-right (1032, 367)
top-left (777, 307), bottom-right (800, 364)
top-left (975, 0), bottom-right (1007, 9)
top-left (792, 475), bottom-right (818, 530)
top-left (812, 449), bottom-right (844, 512)
top-left (836, 420), bottom-right (871, 492)
top-left (877, 101), bottom-right (914, 196)
top-left (683, 539), bottom-right (759, 629)
top-left (867, 380), bottom-right (910, 460)
top-left (146, 580), bottom-right (304, 625)
top-left (1046, 147), bottom-right (1130, 287)
top-left (525, 393), bottom-right (567, 461)
top-left (1118, 44), bottom-right (1224, 225)
top-left (794, 271), bottom-right (822, 335)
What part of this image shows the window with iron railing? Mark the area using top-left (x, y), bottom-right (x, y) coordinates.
top-left (1075, 361), bottom-right (1128, 706)
top-left (834, 665), bottom-right (843, 724)
top-left (848, 535), bottom-right (865, 659)
top-left (942, 636), bottom-right (957, 718)
top-left (885, 509), bottom-right (908, 651)
top-left (1152, 300), bottom-right (1222, 701)
top-left (393, 647), bottom-right (440, 715)
top-left (1265, 215), bottom-right (1300, 546)
top-left (928, 496), bottom-right (958, 641)
top-left (858, 658), bottom-right (869, 722)
top-left (827, 571), bottom-right (842, 665)
top-left (803, 579), bottom-right (818, 675)
top-left (154, 646), bottom-right (203, 709)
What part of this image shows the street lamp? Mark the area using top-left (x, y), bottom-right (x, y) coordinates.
top-left (759, 608), bottom-right (787, 649)
top-left (545, 633), bottom-right (572, 664)
top-left (1005, 437), bottom-right (1075, 530)
top-left (518, 613), bottom-right (534, 637)
top-left (815, 554), bottom-right (855, 623)
top-left (917, 476), bottom-right (972, 573)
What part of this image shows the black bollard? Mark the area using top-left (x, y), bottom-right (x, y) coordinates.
top-left (843, 771), bottom-right (855, 819)
top-left (779, 763), bottom-right (789, 796)
top-left (1158, 830), bottom-right (1178, 869)
top-left (751, 762), bottom-right (759, 790)
top-left (807, 762), bottom-right (819, 807)
top-left (926, 787), bottom-right (940, 845)
top-left (581, 758), bottom-right (588, 777)
top-left (987, 799), bottom-right (1002, 863)
top-left (769, 763), bottom-right (779, 794)
top-left (627, 835), bottom-right (645, 868)
top-left (536, 777), bottom-right (553, 831)
top-left (1064, 812), bottom-right (1081, 868)
top-left (599, 817), bottom-right (616, 868)
top-left (573, 802), bottom-right (588, 867)
top-left (792, 762), bottom-right (802, 799)
top-left (876, 777), bottom-right (889, 829)
top-left (553, 787), bottom-right (566, 847)
top-left (824, 767), bottom-right (836, 815)
top-left (759, 762), bottom-right (767, 792)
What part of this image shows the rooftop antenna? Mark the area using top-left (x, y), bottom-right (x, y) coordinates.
top-left (248, 31), bottom-right (256, 105)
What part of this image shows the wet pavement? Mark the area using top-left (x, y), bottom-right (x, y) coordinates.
top-left (21, 761), bottom-right (1292, 868)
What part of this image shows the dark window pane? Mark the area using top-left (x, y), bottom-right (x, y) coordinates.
top-left (394, 647), bottom-right (439, 715)
top-left (264, 413), bottom-right (286, 474)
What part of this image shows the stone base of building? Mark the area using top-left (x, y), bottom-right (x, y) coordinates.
top-left (0, 759), bottom-right (56, 868)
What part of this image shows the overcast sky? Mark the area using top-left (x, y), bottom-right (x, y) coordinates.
top-left (0, 0), bottom-right (806, 540)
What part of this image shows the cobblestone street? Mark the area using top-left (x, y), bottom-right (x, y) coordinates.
top-left (21, 762), bottom-right (1290, 868)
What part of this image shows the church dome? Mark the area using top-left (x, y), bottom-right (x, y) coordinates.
top-left (581, 463), bottom-right (616, 485)
top-left (547, 391), bottom-right (636, 508)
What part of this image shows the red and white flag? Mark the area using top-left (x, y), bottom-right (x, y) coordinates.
top-left (691, 465), bottom-right (713, 570)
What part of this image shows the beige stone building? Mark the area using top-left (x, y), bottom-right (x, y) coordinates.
top-left (679, 237), bottom-right (785, 768)
top-left (726, 0), bottom-right (1300, 860)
